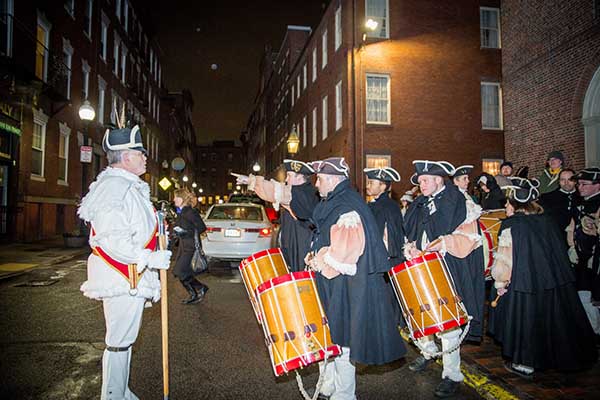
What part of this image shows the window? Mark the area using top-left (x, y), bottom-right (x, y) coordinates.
top-left (302, 115), bottom-right (307, 147)
top-left (312, 47), bottom-right (317, 82)
top-left (100, 12), bottom-right (109, 61)
top-left (113, 34), bottom-right (120, 75)
top-left (98, 75), bottom-right (106, 125)
top-left (64, 0), bottom-right (74, 17)
top-left (297, 75), bottom-right (301, 98)
top-left (62, 38), bottom-right (73, 100)
top-left (58, 122), bottom-right (70, 183)
top-left (291, 86), bottom-right (295, 107)
top-left (335, 6), bottom-right (342, 50)
top-left (481, 82), bottom-right (503, 129)
top-left (480, 7), bottom-right (500, 49)
top-left (303, 63), bottom-right (307, 89)
top-left (84, 0), bottom-right (93, 38)
top-left (115, 0), bottom-right (121, 20)
top-left (336, 80), bottom-right (343, 130)
top-left (366, 0), bottom-right (389, 39)
top-left (482, 159), bottom-right (502, 177)
top-left (1, 0), bottom-right (14, 57)
top-left (82, 59), bottom-right (90, 99)
top-left (312, 107), bottom-right (317, 147)
top-left (366, 74), bottom-right (390, 124)
top-left (321, 30), bottom-right (328, 69)
top-left (158, 65), bottom-right (161, 88)
top-left (35, 13), bottom-right (51, 81)
top-left (227, 182), bottom-right (233, 191)
top-left (322, 96), bottom-right (328, 140)
top-left (31, 109), bottom-right (48, 178)
top-left (121, 45), bottom-right (128, 84)
top-left (123, 0), bottom-right (129, 32)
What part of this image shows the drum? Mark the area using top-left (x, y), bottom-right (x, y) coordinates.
top-left (479, 209), bottom-right (506, 278)
top-left (388, 252), bottom-right (469, 340)
top-left (256, 271), bottom-right (341, 376)
top-left (239, 248), bottom-right (290, 322)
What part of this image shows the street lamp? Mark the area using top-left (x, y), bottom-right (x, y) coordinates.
top-left (78, 100), bottom-right (95, 236)
top-left (182, 175), bottom-right (189, 182)
top-left (286, 124), bottom-right (300, 155)
top-left (236, 185), bottom-right (241, 191)
top-left (199, 188), bottom-right (204, 194)
top-left (192, 182), bottom-right (197, 188)
top-left (252, 162), bottom-right (261, 173)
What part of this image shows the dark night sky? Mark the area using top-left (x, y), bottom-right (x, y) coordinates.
top-left (147, 0), bottom-right (328, 144)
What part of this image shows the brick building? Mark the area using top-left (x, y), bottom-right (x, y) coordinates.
top-left (502, 1), bottom-right (600, 174)
top-left (0, 0), bottom-right (192, 241)
top-left (245, 0), bottom-right (504, 196)
top-left (196, 140), bottom-right (244, 209)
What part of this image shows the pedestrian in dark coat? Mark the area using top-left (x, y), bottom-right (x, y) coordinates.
top-left (539, 168), bottom-right (580, 243)
top-left (489, 177), bottom-right (597, 378)
top-left (477, 173), bottom-right (505, 210)
top-left (305, 157), bottom-right (406, 399)
top-left (173, 188), bottom-right (208, 304)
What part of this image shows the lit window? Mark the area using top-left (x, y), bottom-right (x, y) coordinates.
top-left (480, 7), bottom-right (501, 49)
top-left (303, 64), bottom-right (307, 89)
top-left (335, 6), bottom-right (342, 50)
top-left (62, 38), bottom-right (73, 100)
top-left (312, 47), bottom-right (317, 82)
top-left (321, 30), bottom-right (328, 69)
top-left (312, 107), bottom-right (318, 147)
top-left (366, 0), bottom-right (389, 39)
top-left (482, 159), bottom-right (502, 177)
top-left (302, 115), bottom-right (307, 147)
top-left (35, 14), bottom-right (51, 81)
top-left (82, 59), bottom-right (90, 99)
top-left (31, 109), bottom-right (48, 178)
top-left (297, 75), bottom-right (301, 98)
top-left (366, 74), bottom-right (390, 124)
top-left (481, 82), bottom-right (503, 129)
top-left (322, 96), bottom-right (328, 140)
top-left (336, 80), bottom-right (343, 131)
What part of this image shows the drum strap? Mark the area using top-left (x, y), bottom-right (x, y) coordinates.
top-left (295, 349), bottom-right (335, 400)
top-left (414, 318), bottom-right (471, 358)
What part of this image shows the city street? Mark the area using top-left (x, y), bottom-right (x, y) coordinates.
top-left (0, 257), bottom-right (483, 400)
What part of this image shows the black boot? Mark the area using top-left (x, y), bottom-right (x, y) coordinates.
top-left (180, 279), bottom-right (201, 304)
top-left (190, 279), bottom-right (209, 301)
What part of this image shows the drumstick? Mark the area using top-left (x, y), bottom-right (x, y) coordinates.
top-left (491, 295), bottom-right (500, 308)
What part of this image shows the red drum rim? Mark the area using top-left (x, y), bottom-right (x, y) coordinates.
top-left (411, 317), bottom-right (467, 339)
top-left (239, 248), bottom-right (283, 270)
top-left (389, 252), bottom-right (441, 275)
top-left (256, 271), bottom-right (315, 295)
top-left (274, 345), bottom-right (342, 376)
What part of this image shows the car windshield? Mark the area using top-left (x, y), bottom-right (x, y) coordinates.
top-left (207, 205), bottom-right (263, 221)
top-left (228, 195), bottom-right (264, 205)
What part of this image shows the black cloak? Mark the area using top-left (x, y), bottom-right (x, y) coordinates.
top-left (310, 179), bottom-right (406, 365)
top-left (488, 213), bottom-right (597, 370)
top-left (573, 192), bottom-right (600, 297)
top-left (403, 184), bottom-right (485, 340)
top-left (539, 188), bottom-right (580, 241)
top-left (368, 191), bottom-right (406, 267)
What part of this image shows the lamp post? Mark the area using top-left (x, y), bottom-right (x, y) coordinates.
top-left (286, 124), bottom-right (300, 156)
top-left (252, 162), bottom-right (261, 173)
top-left (78, 99), bottom-right (95, 235)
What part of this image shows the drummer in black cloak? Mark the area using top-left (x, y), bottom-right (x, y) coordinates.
top-left (235, 160), bottom-right (320, 271)
top-left (364, 166), bottom-right (405, 267)
top-left (403, 160), bottom-right (484, 398)
top-left (306, 157), bottom-right (406, 400)
top-left (488, 177), bottom-right (597, 379)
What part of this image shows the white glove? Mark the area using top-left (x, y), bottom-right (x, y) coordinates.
top-left (147, 250), bottom-right (172, 270)
top-left (235, 174), bottom-right (249, 185)
top-left (568, 246), bottom-right (579, 264)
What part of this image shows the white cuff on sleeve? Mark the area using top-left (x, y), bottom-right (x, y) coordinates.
top-left (324, 251), bottom-right (356, 276)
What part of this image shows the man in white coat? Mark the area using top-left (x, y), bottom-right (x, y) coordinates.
top-left (78, 125), bottom-right (172, 400)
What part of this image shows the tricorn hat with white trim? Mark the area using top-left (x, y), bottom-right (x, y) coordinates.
top-left (283, 159), bottom-right (315, 175)
top-left (410, 160), bottom-right (456, 185)
top-left (312, 157), bottom-right (350, 177)
top-left (571, 167), bottom-right (600, 184)
top-left (505, 177), bottom-right (540, 203)
top-left (363, 167), bottom-right (401, 182)
top-left (452, 165), bottom-right (474, 178)
top-left (102, 125), bottom-right (147, 154)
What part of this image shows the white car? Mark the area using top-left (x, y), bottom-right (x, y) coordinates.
top-left (201, 203), bottom-right (276, 262)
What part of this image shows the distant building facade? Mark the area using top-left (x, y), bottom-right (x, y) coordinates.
top-left (245, 0), bottom-right (504, 196)
top-left (196, 140), bottom-right (244, 208)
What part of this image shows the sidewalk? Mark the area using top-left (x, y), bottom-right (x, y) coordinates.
top-left (0, 236), bottom-right (90, 279)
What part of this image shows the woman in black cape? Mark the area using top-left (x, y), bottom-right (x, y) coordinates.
top-left (488, 177), bottom-right (597, 378)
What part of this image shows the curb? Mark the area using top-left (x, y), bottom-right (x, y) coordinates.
top-left (0, 248), bottom-right (89, 281)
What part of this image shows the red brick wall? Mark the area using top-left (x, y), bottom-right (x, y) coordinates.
top-left (502, 0), bottom-right (600, 175)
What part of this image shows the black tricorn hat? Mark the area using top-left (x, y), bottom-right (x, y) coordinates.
top-left (363, 167), bottom-right (401, 182)
top-left (102, 125), bottom-right (147, 154)
top-left (452, 165), bottom-right (474, 178)
top-left (571, 167), bottom-right (600, 183)
top-left (505, 177), bottom-right (540, 203)
top-left (311, 157), bottom-right (350, 177)
top-left (410, 160), bottom-right (455, 185)
top-left (283, 159), bottom-right (315, 175)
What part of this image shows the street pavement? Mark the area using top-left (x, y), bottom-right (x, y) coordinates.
top-left (1, 242), bottom-right (599, 400)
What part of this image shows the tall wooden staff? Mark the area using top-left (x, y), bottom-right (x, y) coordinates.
top-left (157, 210), bottom-right (170, 400)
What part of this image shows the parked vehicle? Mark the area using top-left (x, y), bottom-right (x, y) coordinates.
top-left (228, 193), bottom-right (279, 223)
top-left (201, 203), bottom-right (276, 262)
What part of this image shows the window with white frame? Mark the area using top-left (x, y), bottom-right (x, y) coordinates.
top-left (321, 30), bottom-right (328, 69)
top-left (481, 82), bottom-right (503, 129)
top-left (62, 38), bottom-right (73, 100)
top-left (82, 60), bottom-right (90, 100)
top-left (366, 0), bottom-right (389, 39)
top-left (31, 109), bottom-right (48, 178)
top-left (58, 122), bottom-right (70, 183)
top-left (366, 74), bottom-right (390, 124)
top-left (98, 75), bottom-right (106, 125)
top-left (113, 34), bottom-right (120, 75)
top-left (84, 0), bottom-right (93, 38)
top-left (1, 0), bottom-right (14, 57)
top-left (303, 63), bottom-right (307, 89)
top-left (100, 12), bottom-right (108, 61)
top-left (322, 95), bottom-right (328, 140)
top-left (312, 107), bottom-right (318, 147)
top-left (297, 75), bottom-right (301, 98)
top-left (336, 80), bottom-right (343, 130)
top-left (291, 86), bottom-right (295, 107)
top-left (302, 115), bottom-right (307, 147)
top-left (64, 0), bottom-right (74, 18)
top-left (36, 13), bottom-right (51, 82)
top-left (123, 0), bottom-right (129, 32)
top-left (312, 47), bottom-right (317, 82)
top-left (335, 6), bottom-right (342, 50)
top-left (121, 45), bottom-right (127, 84)
top-left (480, 7), bottom-right (500, 49)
